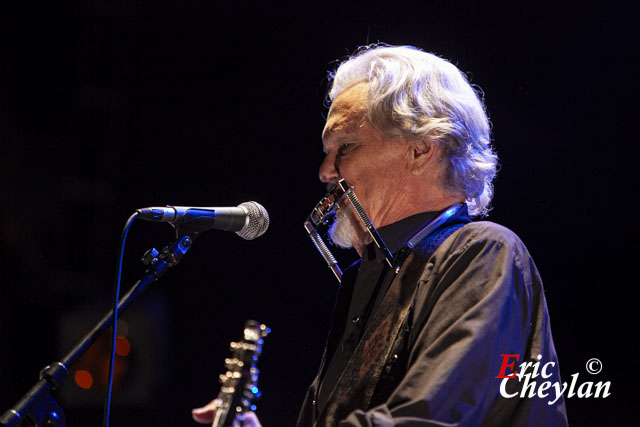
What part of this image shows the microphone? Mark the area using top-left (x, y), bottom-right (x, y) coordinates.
top-left (137, 201), bottom-right (269, 240)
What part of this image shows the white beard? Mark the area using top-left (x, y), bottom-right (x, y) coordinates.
top-left (328, 207), bottom-right (359, 249)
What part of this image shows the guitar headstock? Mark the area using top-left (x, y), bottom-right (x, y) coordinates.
top-left (212, 320), bottom-right (270, 427)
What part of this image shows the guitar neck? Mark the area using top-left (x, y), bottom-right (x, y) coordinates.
top-left (211, 320), bottom-right (270, 427)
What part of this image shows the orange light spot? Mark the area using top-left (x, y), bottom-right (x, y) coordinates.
top-left (75, 370), bottom-right (93, 389)
top-left (115, 336), bottom-right (131, 356)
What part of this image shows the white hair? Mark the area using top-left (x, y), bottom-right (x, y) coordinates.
top-left (328, 45), bottom-right (498, 216)
top-left (328, 207), bottom-right (359, 249)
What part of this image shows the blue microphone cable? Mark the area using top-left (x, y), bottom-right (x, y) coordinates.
top-left (103, 211), bottom-right (138, 427)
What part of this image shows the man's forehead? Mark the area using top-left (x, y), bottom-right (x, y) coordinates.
top-left (322, 111), bottom-right (362, 142)
top-left (328, 82), bottom-right (369, 115)
top-left (323, 83), bottom-right (369, 142)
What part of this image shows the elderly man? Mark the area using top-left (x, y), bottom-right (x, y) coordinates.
top-left (194, 45), bottom-right (568, 426)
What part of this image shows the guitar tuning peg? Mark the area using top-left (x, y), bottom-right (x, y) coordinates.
top-left (213, 320), bottom-right (270, 425)
top-left (224, 358), bottom-right (244, 368)
top-left (249, 386), bottom-right (262, 398)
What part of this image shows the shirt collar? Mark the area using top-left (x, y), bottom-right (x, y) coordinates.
top-left (363, 211), bottom-right (441, 262)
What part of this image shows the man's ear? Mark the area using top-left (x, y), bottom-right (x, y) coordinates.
top-left (408, 139), bottom-right (438, 175)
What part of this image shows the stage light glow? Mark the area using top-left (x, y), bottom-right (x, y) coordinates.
top-left (74, 369), bottom-right (93, 389)
top-left (115, 336), bottom-right (131, 356)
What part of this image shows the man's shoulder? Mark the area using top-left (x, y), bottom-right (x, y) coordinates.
top-left (449, 220), bottom-right (527, 250)
top-left (431, 220), bottom-right (534, 267)
top-left (421, 221), bottom-right (541, 293)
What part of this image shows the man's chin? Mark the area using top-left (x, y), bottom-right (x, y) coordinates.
top-left (328, 209), bottom-right (357, 249)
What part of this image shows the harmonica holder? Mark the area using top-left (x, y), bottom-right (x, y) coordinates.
top-left (303, 179), bottom-right (395, 283)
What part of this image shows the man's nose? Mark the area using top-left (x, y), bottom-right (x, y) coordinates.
top-left (319, 153), bottom-right (340, 183)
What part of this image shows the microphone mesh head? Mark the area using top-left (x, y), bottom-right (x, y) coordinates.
top-left (236, 201), bottom-right (270, 240)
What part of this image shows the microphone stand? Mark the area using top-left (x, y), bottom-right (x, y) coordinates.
top-left (0, 234), bottom-right (194, 427)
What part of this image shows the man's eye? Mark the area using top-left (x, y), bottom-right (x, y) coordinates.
top-left (338, 143), bottom-right (353, 154)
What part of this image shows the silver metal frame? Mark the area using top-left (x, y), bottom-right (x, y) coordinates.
top-left (304, 179), bottom-right (467, 284)
top-left (303, 179), bottom-right (395, 283)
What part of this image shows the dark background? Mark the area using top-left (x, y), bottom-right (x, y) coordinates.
top-left (1, 1), bottom-right (637, 426)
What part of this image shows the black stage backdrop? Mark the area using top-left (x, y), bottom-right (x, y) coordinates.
top-left (1, 1), bottom-right (637, 426)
